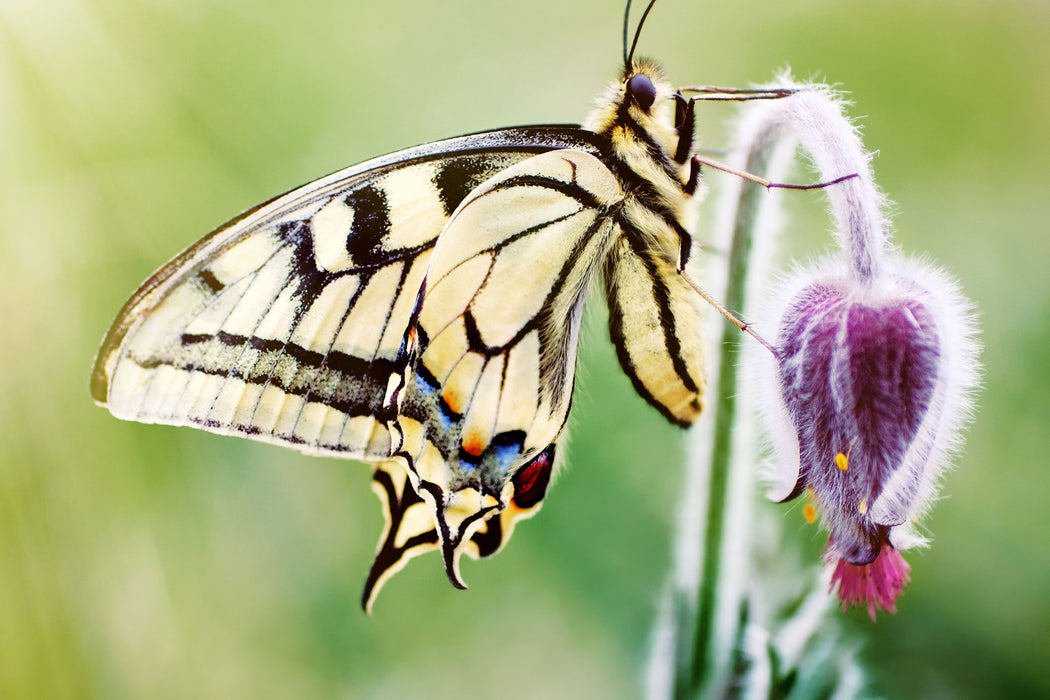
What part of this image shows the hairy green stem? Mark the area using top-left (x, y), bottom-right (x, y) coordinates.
top-left (675, 141), bottom-right (781, 699)
top-left (654, 80), bottom-right (900, 699)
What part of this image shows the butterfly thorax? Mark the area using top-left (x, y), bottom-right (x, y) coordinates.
top-left (583, 59), bottom-right (702, 271)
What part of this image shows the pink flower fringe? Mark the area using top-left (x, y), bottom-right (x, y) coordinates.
top-left (830, 544), bottom-right (911, 621)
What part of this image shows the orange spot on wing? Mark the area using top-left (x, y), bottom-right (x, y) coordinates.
top-left (443, 389), bottom-right (462, 416)
top-left (462, 431), bottom-right (486, 457)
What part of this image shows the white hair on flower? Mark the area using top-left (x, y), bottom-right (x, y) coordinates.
top-left (736, 73), bottom-right (981, 617)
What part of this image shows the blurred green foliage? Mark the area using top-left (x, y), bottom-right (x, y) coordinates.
top-left (1, 0), bottom-right (1047, 697)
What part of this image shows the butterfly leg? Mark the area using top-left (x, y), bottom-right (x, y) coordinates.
top-left (675, 86), bottom-right (801, 165)
top-left (673, 93), bottom-right (697, 164)
top-left (680, 153), bottom-right (857, 357)
top-left (689, 154), bottom-right (859, 191)
top-left (679, 270), bottom-right (780, 359)
top-left (678, 85), bottom-right (799, 100)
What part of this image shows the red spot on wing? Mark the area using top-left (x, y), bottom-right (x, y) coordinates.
top-left (512, 448), bottom-right (553, 509)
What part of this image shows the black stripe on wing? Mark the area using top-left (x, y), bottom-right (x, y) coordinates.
top-left (167, 331), bottom-right (393, 420)
top-left (92, 125), bottom-right (608, 405)
top-left (362, 465), bottom-right (439, 612)
top-left (604, 227), bottom-right (705, 428)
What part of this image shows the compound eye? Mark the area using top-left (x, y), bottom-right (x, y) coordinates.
top-left (627, 73), bottom-right (657, 112)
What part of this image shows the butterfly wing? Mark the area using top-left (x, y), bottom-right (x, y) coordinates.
top-left (359, 446), bottom-right (555, 611)
top-left (362, 461), bottom-right (438, 609)
top-left (604, 234), bottom-right (707, 427)
top-left (92, 127), bottom-right (602, 461)
top-left (362, 149), bottom-right (625, 606)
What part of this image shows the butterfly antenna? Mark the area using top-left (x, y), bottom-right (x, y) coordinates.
top-left (622, 0), bottom-right (633, 68)
top-left (627, 0), bottom-right (660, 69)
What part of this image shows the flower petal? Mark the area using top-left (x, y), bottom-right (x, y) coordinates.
top-left (829, 543), bottom-right (911, 621)
top-left (776, 281), bottom-right (941, 563)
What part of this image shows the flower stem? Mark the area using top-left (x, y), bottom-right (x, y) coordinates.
top-left (675, 114), bottom-right (785, 700)
top-left (667, 81), bottom-right (874, 698)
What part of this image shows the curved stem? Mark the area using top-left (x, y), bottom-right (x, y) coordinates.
top-left (736, 85), bottom-right (891, 283)
top-left (660, 81), bottom-right (887, 699)
top-left (678, 116), bottom-right (788, 699)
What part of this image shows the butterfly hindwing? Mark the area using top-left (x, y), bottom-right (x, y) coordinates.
top-left (604, 233), bottom-right (706, 427)
top-left (364, 461), bottom-right (440, 612)
top-left (363, 444), bottom-right (554, 612)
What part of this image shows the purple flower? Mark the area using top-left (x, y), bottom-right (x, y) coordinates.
top-left (759, 259), bottom-right (977, 618)
top-left (741, 86), bottom-right (980, 618)
top-left (777, 278), bottom-right (941, 565)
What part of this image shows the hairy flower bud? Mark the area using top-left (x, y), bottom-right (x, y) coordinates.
top-left (742, 84), bottom-right (980, 619)
top-left (760, 258), bottom-right (977, 619)
top-left (776, 278), bottom-right (941, 566)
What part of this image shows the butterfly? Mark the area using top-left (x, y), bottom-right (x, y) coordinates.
top-left (91, 0), bottom-right (785, 611)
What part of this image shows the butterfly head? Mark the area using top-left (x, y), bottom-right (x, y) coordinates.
top-left (583, 59), bottom-right (701, 273)
top-left (595, 0), bottom-right (691, 163)
top-left (583, 60), bottom-right (683, 161)
top-left (626, 71), bottom-right (657, 111)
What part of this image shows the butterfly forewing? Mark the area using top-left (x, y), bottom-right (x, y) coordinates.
top-left (93, 127), bottom-right (602, 461)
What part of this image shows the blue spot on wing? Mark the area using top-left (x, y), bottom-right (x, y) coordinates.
top-left (491, 440), bottom-right (524, 474)
top-left (487, 431), bottom-right (528, 477)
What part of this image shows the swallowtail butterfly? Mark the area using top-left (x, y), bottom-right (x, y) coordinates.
top-left (92, 0), bottom-right (783, 610)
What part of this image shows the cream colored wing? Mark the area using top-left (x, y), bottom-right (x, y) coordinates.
top-left (92, 128), bottom-right (602, 460)
top-left (604, 234), bottom-right (706, 427)
top-left (377, 149), bottom-right (625, 595)
top-left (362, 445), bottom-right (553, 612)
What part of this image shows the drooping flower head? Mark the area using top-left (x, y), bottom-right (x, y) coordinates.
top-left (770, 263), bottom-right (963, 619)
top-left (744, 84), bottom-right (980, 619)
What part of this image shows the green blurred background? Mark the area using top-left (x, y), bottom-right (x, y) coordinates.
top-left (2, 0), bottom-right (1047, 697)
